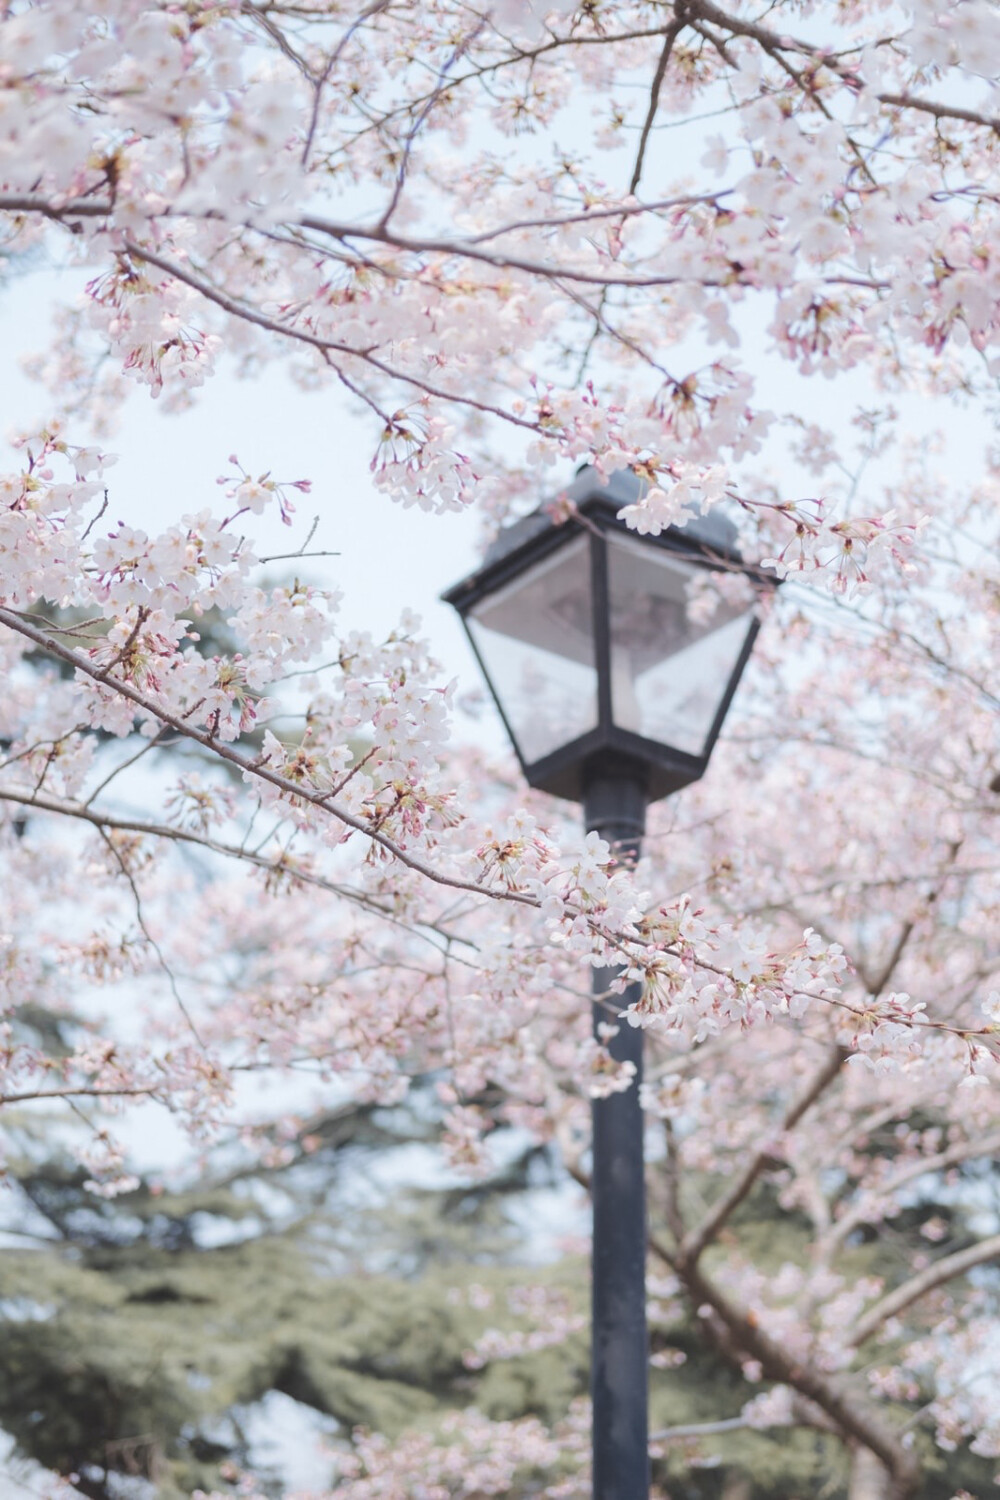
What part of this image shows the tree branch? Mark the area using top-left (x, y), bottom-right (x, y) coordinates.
top-left (676, 1043), bottom-right (846, 1267)
top-left (0, 785), bottom-right (476, 952)
top-left (650, 1415), bottom-right (747, 1441)
top-left (2, 1086), bottom-right (162, 1106)
top-left (658, 1245), bottom-right (920, 1499)
top-left (685, 0), bottom-right (1000, 132)
top-left (0, 608), bottom-right (538, 908)
top-left (629, 17), bottom-right (685, 195)
top-left (850, 1233), bottom-right (1000, 1347)
top-left (824, 1129), bottom-right (1000, 1254)
top-left (877, 90), bottom-right (1000, 134)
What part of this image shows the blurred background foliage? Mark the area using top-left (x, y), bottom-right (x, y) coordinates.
top-left (2, 1065), bottom-right (996, 1500)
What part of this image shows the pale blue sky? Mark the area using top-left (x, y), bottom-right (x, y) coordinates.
top-left (0, 265), bottom-right (488, 696)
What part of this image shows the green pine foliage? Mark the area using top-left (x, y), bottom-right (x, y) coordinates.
top-left (2, 1098), bottom-right (997, 1497)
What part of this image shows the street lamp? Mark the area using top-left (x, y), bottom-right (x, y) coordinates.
top-left (443, 466), bottom-right (773, 1500)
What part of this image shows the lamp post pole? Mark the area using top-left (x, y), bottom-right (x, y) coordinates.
top-left (443, 467), bottom-right (774, 1500)
top-left (583, 759), bottom-right (649, 1500)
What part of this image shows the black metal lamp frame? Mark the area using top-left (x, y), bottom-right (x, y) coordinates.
top-left (442, 469), bottom-right (770, 804)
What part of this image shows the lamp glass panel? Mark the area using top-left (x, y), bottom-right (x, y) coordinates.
top-left (467, 534), bottom-right (598, 764)
top-left (606, 531), bottom-right (755, 756)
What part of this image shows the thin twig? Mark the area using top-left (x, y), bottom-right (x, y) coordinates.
top-left (94, 825), bottom-right (210, 1050)
top-left (630, 18), bottom-right (685, 195)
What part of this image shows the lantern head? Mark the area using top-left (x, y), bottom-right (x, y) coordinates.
top-left (443, 468), bottom-right (774, 803)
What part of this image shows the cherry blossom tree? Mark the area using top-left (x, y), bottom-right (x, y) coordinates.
top-left (2, 0), bottom-right (1000, 1496)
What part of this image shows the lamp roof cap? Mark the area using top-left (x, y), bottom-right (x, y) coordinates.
top-left (482, 465), bottom-right (740, 570)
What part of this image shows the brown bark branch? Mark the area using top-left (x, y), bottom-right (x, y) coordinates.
top-left (850, 1232), bottom-right (1000, 1346)
top-left (0, 609), bottom-right (538, 908)
top-left (663, 1117), bottom-right (687, 1243)
top-left (650, 1415), bottom-right (747, 1440)
top-left (0, 190), bottom-right (724, 234)
top-left (676, 1043), bottom-right (846, 1266)
top-left (0, 785), bottom-right (473, 948)
top-left (629, 17), bottom-right (685, 195)
top-left (686, 0), bottom-right (1000, 132)
top-left (2, 1086), bottom-right (162, 1106)
top-left (877, 90), bottom-right (1000, 133)
top-left (657, 1246), bottom-right (920, 1499)
top-left (863, 919), bottom-right (915, 1002)
top-left (824, 1128), bottom-right (1000, 1253)
top-left (0, 195), bottom-right (886, 294)
top-left (119, 240), bottom-right (557, 424)
top-left (0, 193), bottom-right (113, 219)
top-left (849, 1447), bottom-right (892, 1500)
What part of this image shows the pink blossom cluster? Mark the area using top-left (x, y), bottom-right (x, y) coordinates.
top-left (3, 0), bottom-right (1000, 1484)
